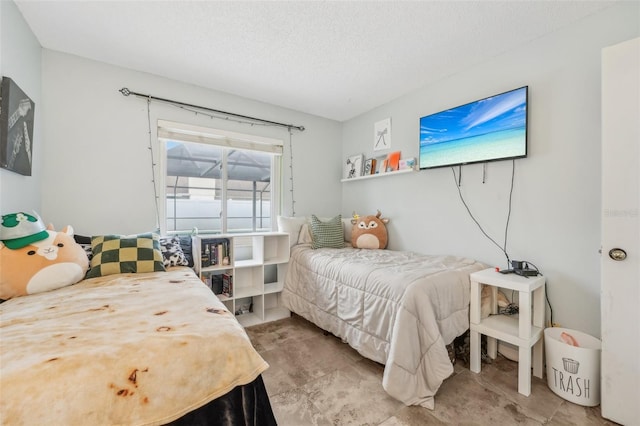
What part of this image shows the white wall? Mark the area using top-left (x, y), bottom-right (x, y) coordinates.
top-left (39, 51), bottom-right (342, 235)
top-left (341, 2), bottom-right (639, 338)
top-left (0, 0), bottom-right (42, 214)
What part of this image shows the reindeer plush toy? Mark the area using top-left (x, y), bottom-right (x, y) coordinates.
top-left (351, 210), bottom-right (389, 249)
top-left (0, 212), bottom-right (88, 300)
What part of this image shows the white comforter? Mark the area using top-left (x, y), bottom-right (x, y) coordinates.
top-left (282, 244), bottom-right (485, 409)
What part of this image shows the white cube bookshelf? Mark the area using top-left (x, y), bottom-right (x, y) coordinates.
top-left (193, 232), bottom-right (291, 327)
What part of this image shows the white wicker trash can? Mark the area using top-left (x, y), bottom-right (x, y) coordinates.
top-left (544, 327), bottom-right (601, 406)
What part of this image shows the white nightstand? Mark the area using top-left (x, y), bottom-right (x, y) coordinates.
top-left (469, 268), bottom-right (546, 396)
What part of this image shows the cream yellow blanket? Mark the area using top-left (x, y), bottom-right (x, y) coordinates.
top-left (0, 267), bottom-right (268, 426)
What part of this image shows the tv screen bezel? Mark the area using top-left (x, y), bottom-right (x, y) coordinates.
top-left (419, 86), bottom-right (528, 170)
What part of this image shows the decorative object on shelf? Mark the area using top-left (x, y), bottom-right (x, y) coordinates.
top-left (344, 154), bottom-right (364, 179)
top-left (399, 157), bottom-right (416, 170)
top-left (386, 151), bottom-right (401, 171)
top-left (0, 77), bottom-right (35, 176)
top-left (364, 158), bottom-right (376, 175)
top-left (374, 117), bottom-right (391, 151)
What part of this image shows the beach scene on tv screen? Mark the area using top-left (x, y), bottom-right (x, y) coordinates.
top-left (419, 87), bottom-right (527, 169)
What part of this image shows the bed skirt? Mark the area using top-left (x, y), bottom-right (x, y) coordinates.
top-left (167, 375), bottom-right (276, 426)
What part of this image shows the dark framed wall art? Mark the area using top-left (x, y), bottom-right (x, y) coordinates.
top-left (0, 77), bottom-right (35, 176)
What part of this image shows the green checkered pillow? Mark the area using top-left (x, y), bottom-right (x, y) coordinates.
top-left (85, 233), bottom-right (166, 278)
top-left (310, 214), bottom-right (344, 249)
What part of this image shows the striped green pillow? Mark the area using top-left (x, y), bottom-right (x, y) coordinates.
top-left (310, 215), bottom-right (344, 249)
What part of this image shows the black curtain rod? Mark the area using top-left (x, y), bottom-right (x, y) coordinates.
top-left (119, 87), bottom-right (305, 132)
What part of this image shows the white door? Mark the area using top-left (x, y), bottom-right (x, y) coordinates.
top-left (601, 37), bottom-right (639, 426)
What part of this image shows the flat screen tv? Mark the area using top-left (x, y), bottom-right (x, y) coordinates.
top-left (419, 86), bottom-right (528, 169)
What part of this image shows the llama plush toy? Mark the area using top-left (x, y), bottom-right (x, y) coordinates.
top-left (351, 210), bottom-right (389, 249)
top-left (0, 212), bottom-right (88, 300)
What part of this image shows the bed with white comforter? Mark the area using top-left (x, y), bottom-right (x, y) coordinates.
top-left (282, 244), bottom-right (485, 409)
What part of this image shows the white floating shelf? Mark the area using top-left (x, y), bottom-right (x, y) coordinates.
top-left (341, 168), bottom-right (416, 182)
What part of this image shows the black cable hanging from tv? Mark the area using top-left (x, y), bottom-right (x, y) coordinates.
top-left (451, 161), bottom-right (514, 267)
top-left (118, 87), bottom-right (305, 132)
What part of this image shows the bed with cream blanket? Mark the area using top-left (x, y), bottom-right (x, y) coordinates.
top-left (282, 244), bottom-right (485, 409)
top-left (0, 267), bottom-right (274, 425)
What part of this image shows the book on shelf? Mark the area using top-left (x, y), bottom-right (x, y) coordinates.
top-left (375, 155), bottom-right (387, 174)
top-left (364, 158), bottom-right (377, 175)
top-left (387, 151), bottom-right (401, 171)
top-left (217, 242), bottom-right (224, 265)
top-left (211, 274), bottom-right (223, 294)
top-left (222, 273), bottom-right (233, 297)
top-left (381, 159), bottom-right (389, 173)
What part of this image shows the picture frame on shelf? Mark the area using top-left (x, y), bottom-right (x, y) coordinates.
top-left (344, 154), bottom-right (364, 179)
top-left (399, 157), bottom-right (416, 170)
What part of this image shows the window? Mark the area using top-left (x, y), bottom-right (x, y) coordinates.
top-left (158, 121), bottom-right (282, 235)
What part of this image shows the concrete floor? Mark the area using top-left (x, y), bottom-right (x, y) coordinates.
top-left (245, 315), bottom-right (617, 426)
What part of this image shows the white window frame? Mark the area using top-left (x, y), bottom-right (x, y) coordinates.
top-left (157, 120), bottom-right (283, 235)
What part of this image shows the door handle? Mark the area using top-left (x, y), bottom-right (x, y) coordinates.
top-left (608, 248), bottom-right (627, 261)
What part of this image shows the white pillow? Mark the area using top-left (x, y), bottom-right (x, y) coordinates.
top-left (277, 216), bottom-right (307, 248)
top-left (342, 218), bottom-right (353, 243)
top-left (297, 223), bottom-right (313, 245)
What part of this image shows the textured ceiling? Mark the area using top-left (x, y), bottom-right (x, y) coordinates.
top-left (15, 0), bottom-right (617, 121)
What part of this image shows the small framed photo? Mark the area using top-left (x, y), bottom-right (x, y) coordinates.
top-left (399, 157), bottom-right (416, 170)
top-left (344, 154), bottom-right (364, 179)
